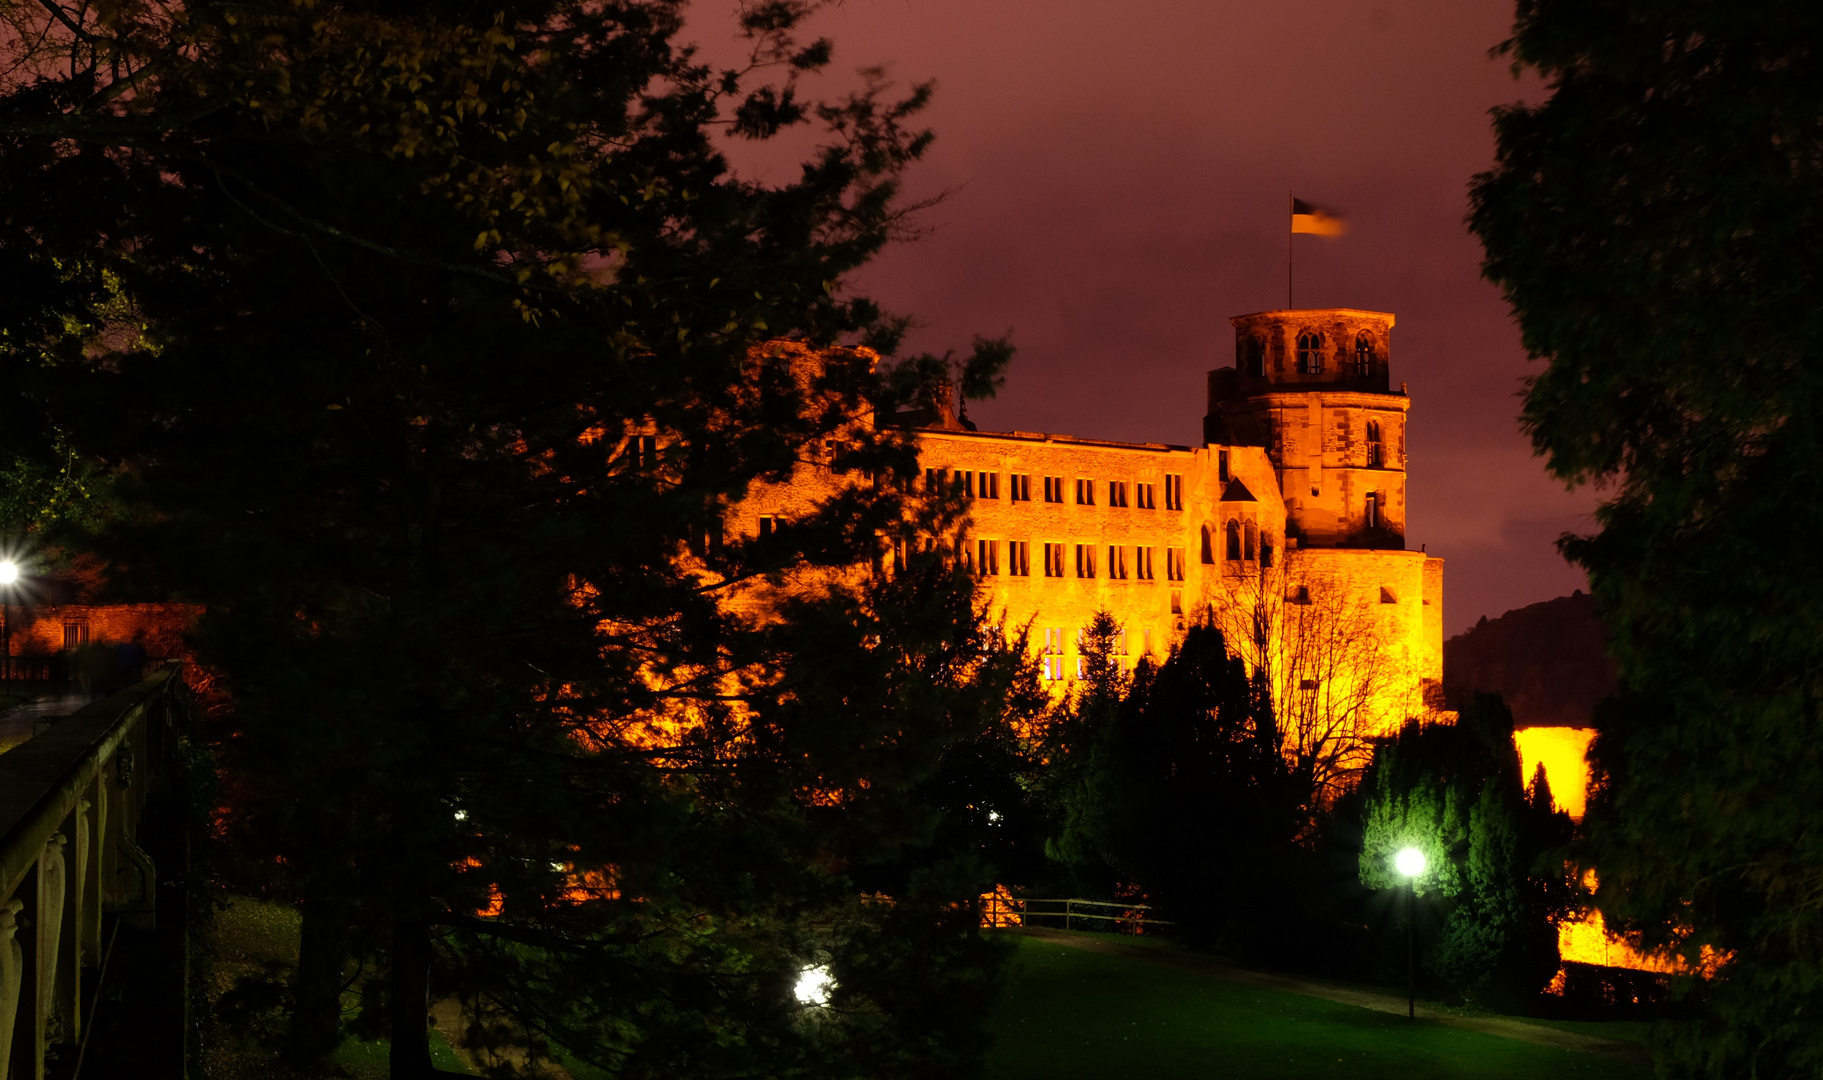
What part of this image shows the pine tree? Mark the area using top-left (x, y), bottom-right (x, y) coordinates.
top-left (1470, 2), bottom-right (1823, 1069)
top-left (0, 1), bottom-right (1017, 1075)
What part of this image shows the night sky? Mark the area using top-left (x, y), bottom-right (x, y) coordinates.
top-left (720, 0), bottom-right (1598, 634)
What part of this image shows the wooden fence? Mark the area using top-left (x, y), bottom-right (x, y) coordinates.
top-left (981, 894), bottom-right (1174, 934)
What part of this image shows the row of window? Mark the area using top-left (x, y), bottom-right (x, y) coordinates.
top-left (927, 469), bottom-right (1187, 510)
top-left (966, 541), bottom-right (1186, 581)
top-left (1242, 331), bottom-right (1379, 378)
top-left (1037, 626), bottom-right (1159, 681)
top-left (1199, 520), bottom-right (1267, 564)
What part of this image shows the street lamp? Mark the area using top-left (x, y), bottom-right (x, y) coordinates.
top-left (0, 559), bottom-right (18, 682)
top-left (1395, 846), bottom-right (1427, 1019)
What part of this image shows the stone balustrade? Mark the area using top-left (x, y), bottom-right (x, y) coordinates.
top-left (0, 669), bottom-right (185, 1079)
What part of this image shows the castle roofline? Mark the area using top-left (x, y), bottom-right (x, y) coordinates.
top-left (915, 426), bottom-right (1193, 454)
top-left (1230, 308), bottom-right (1396, 327)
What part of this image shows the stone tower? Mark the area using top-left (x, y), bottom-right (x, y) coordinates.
top-left (1204, 308), bottom-right (1408, 550)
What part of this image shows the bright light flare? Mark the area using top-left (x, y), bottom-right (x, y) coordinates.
top-left (793, 964), bottom-right (834, 1007)
top-left (0, 561), bottom-right (18, 586)
top-left (1394, 847), bottom-right (1427, 878)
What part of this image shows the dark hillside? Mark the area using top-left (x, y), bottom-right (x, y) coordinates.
top-left (1443, 591), bottom-right (1619, 728)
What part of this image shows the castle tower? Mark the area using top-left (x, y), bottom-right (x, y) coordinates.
top-left (1204, 309), bottom-right (1408, 550)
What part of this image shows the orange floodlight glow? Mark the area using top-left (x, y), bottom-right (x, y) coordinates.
top-left (1512, 726), bottom-right (1595, 820)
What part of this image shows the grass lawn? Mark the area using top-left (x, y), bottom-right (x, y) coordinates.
top-left (983, 935), bottom-right (1652, 1080)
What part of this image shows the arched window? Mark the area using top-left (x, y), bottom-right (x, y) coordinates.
top-left (1225, 520), bottom-right (1242, 561)
top-left (1365, 492), bottom-right (1380, 530)
top-left (1354, 331), bottom-right (1373, 377)
top-left (1245, 336), bottom-right (1266, 378)
top-left (1200, 524), bottom-right (1215, 564)
top-left (1296, 331), bottom-right (1324, 375)
top-left (1366, 419), bottom-right (1383, 467)
top-left (1244, 521), bottom-right (1258, 561)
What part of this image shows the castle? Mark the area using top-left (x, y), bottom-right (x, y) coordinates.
top-left (741, 307), bottom-right (1445, 771)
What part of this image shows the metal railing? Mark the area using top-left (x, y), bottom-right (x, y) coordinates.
top-left (982, 894), bottom-right (1174, 933)
top-left (0, 668), bottom-right (187, 1079)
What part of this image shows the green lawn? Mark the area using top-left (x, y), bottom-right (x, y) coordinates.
top-left (983, 936), bottom-right (1652, 1080)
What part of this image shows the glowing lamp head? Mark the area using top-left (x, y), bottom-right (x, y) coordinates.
top-left (0, 561), bottom-right (18, 586)
top-left (793, 964), bottom-right (834, 1007)
top-left (1394, 847), bottom-right (1428, 878)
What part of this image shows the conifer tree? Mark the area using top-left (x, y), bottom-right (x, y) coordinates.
top-left (0, 1), bottom-right (1017, 1075)
top-left (1470, 2), bottom-right (1823, 1068)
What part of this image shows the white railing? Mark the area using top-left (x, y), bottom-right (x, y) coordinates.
top-left (0, 669), bottom-right (184, 1079)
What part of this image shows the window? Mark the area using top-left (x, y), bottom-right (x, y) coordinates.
top-left (976, 539), bottom-right (999, 575)
top-left (1142, 628), bottom-right (1153, 656)
top-left (1225, 520), bottom-right (1242, 561)
top-left (924, 467), bottom-right (948, 491)
top-left (1010, 474), bottom-right (1032, 501)
top-left (1170, 590), bottom-right (1183, 615)
top-left (1164, 473), bottom-right (1184, 510)
top-left (759, 514), bottom-right (778, 538)
top-left (1136, 547), bottom-right (1155, 580)
top-left (892, 537), bottom-right (905, 572)
top-left (62, 621), bottom-right (90, 650)
top-left (1108, 481), bottom-right (1129, 507)
top-left (1366, 420), bottom-right (1384, 468)
top-left (1166, 548), bottom-right (1185, 581)
top-left (1136, 483), bottom-right (1156, 509)
top-left (1289, 585), bottom-right (1312, 605)
top-left (690, 518), bottom-right (724, 558)
top-left (1043, 476), bottom-right (1065, 503)
top-left (1043, 543), bottom-right (1065, 578)
top-left (1042, 627), bottom-right (1065, 681)
top-left (1009, 541), bottom-right (1031, 576)
top-left (1245, 521), bottom-right (1258, 562)
top-left (1366, 492), bottom-right (1380, 530)
top-left (961, 471), bottom-right (976, 497)
top-left (1354, 331), bottom-right (1373, 377)
top-left (1217, 450), bottom-right (1230, 483)
top-left (1296, 331), bottom-right (1325, 375)
top-left (1200, 524), bottom-right (1216, 564)
top-left (1245, 335), bottom-right (1266, 377)
top-left (1107, 545), bottom-right (1127, 580)
top-left (1074, 544), bottom-right (1097, 578)
top-left (634, 434), bottom-right (657, 468)
top-left (1381, 587), bottom-right (1398, 604)
top-left (979, 472), bottom-right (1000, 498)
top-left (1074, 478), bottom-right (1095, 506)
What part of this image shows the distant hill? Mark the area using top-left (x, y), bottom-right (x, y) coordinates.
top-left (1443, 592), bottom-right (1619, 729)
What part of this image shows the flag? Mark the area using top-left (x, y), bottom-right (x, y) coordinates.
top-left (1291, 197), bottom-right (1347, 237)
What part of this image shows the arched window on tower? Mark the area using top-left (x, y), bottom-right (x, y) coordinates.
top-left (1366, 419), bottom-right (1383, 467)
top-left (1244, 521), bottom-right (1258, 561)
top-left (1200, 524), bottom-right (1215, 564)
top-left (1296, 331), bottom-right (1324, 375)
top-left (1354, 332), bottom-right (1373, 377)
top-left (1225, 520), bottom-right (1242, 561)
top-left (1245, 336), bottom-right (1266, 378)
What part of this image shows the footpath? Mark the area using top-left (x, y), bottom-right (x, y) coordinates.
top-left (1020, 926), bottom-right (1652, 1069)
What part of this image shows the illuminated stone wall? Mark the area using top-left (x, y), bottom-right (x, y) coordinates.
top-left (729, 310), bottom-right (1446, 744)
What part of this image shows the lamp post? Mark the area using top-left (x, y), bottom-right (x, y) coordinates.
top-left (1394, 846), bottom-right (1427, 1020)
top-left (0, 559), bottom-right (17, 682)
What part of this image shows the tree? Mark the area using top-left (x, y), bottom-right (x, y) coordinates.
top-left (1037, 612), bottom-right (1298, 947)
top-left (1469, 1), bottom-right (1823, 1070)
top-left (0, 1), bottom-right (1017, 1076)
top-left (1358, 696), bottom-right (1570, 1001)
top-left (1206, 553), bottom-right (1424, 815)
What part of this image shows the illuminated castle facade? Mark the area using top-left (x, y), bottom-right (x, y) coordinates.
top-left (741, 307), bottom-right (1446, 742)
